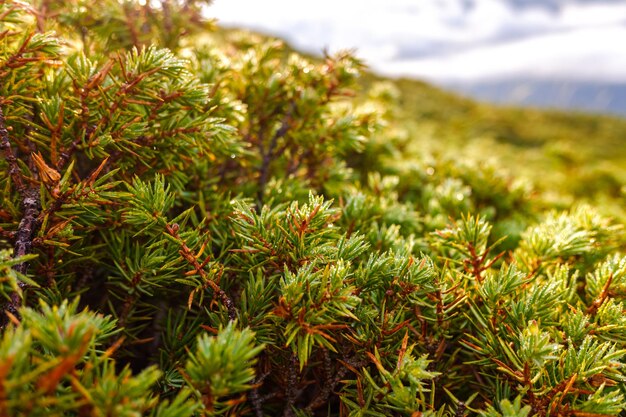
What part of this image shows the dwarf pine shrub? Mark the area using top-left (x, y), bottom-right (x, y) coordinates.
top-left (1, 1), bottom-right (625, 416)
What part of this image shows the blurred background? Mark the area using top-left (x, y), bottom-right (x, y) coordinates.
top-left (209, 0), bottom-right (626, 116)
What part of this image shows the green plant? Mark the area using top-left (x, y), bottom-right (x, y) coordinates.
top-left (1, 1), bottom-right (625, 416)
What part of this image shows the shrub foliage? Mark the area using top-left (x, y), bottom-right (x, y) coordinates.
top-left (1, 1), bottom-right (625, 416)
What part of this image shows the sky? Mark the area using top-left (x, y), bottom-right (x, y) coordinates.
top-left (207, 0), bottom-right (626, 84)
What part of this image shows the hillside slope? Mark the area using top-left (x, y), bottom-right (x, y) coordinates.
top-left (361, 63), bottom-right (626, 220)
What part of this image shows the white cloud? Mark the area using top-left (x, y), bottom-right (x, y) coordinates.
top-left (207, 0), bottom-right (626, 82)
top-left (387, 25), bottom-right (626, 82)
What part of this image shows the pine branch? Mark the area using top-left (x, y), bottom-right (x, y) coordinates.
top-left (249, 369), bottom-right (270, 417)
top-left (1, 107), bottom-right (41, 323)
top-left (5, 187), bottom-right (40, 314)
top-left (0, 187), bottom-right (40, 326)
top-left (165, 223), bottom-right (237, 320)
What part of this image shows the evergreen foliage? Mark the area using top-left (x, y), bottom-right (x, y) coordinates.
top-left (1, 1), bottom-right (625, 415)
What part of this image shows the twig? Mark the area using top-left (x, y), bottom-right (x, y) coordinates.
top-left (305, 352), bottom-right (367, 413)
top-left (1, 107), bottom-right (42, 324)
top-left (6, 187), bottom-right (40, 312)
top-left (305, 349), bottom-right (333, 412)
top-left (56, 124), bottom-right (94, 170)
top-left (249, 369), bottom-right (270, 417)
top-left (282, 353), bottom-right (299, 417)
top-left (165, 223), bottom-right (236, 320)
